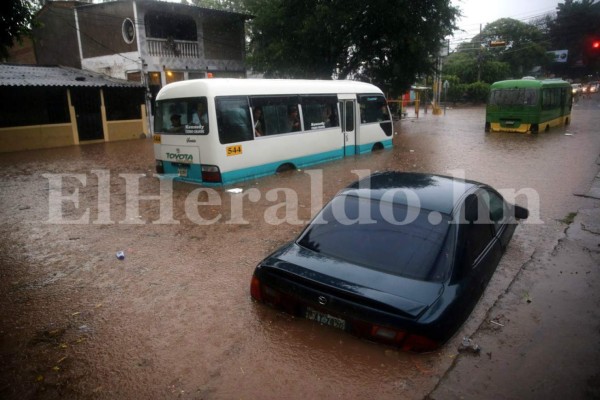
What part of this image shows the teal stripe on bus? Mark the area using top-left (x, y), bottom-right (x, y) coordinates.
top-left (356, 139), bottom-right (393, 154)
top-left (164, 139), bottom-right (392, 186)
top-left (220, 148), bottom-right (344, 185)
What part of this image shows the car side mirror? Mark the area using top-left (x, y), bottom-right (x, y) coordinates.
top-left (514, 205), bottom-right (529, 220)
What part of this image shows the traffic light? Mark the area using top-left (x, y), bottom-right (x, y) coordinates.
top-left (489, 40), bottom-right (506, 47)
top-left (593, 40), bottom-right (600, 50)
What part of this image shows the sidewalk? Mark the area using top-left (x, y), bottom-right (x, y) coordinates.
top-left (428, 158), bottom-right (600, 399)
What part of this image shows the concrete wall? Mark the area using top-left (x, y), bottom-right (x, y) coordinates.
top-left (0, 102), bottom-right (148, 153)
top-left (0, 124), bottom-right (75, 153)
top-left (34, 4), bottom-right (81, 68)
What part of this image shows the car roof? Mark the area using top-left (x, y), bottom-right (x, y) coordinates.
top-left (342, 172), bottom-right (482, 215)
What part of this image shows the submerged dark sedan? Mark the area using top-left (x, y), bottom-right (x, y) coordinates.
top-left (250, 172), bottom-right (529, 352)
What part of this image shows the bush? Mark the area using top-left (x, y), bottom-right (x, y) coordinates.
top-left (446, 83), bottom-right (467, 104)
top-left (465, 82), bottom-right (490, 104)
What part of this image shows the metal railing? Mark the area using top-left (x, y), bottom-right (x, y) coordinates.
top-left (146, 39), bottom-right (199, 58)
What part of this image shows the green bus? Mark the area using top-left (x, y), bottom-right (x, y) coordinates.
top-left (485, 78), bottom-right (572, 133)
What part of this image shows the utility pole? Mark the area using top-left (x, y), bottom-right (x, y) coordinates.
top-left (477, 24), bottom-right (482, 82)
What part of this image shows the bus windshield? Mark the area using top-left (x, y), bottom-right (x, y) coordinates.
top-left (155, 97), bottom-right (209, 134)
top-left (489, 89), bottom-right (538, 106)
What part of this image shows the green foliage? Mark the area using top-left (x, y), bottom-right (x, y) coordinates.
top-left (479, 18), bottom-right (549, 78)
top-left (245, 0), bottom-right (459, 96)
top-left (481, 60), bottom-right (512, 83)
top-left (445, 17), bottom-right (549, 84)
top-left (441, 76), bottom-right (489, 104)
top-left (443, 51), bottom-right (478, 83)
top-left (1, 0), bottom-right (38, 59)
top-left (441, 75), bottom-right (465, 103)
top-left (465, 81), bottom-right (490, 103)
top-left (548, 0), bottom-right (600, 74)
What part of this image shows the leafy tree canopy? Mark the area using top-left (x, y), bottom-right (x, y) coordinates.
top-left (0, 0), bottom-right (38, 59)
top-left (243, 0), bottom-right (459, 96)
top-left (444, 18), bottom-right (549, 83)
top-left (476, 18), bottom-right (550, 78)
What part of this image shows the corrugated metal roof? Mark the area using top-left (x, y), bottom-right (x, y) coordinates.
top-left (0, 64), bottom-right (144, 88)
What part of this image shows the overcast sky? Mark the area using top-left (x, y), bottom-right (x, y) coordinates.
top-left (451, 0), bottom-right (559, 45)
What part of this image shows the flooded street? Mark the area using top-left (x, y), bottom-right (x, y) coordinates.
top-left (1, 99), bottom-right (599, 399)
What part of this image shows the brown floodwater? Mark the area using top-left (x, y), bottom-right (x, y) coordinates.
top-left (1, 102), bottom-right (599, 399)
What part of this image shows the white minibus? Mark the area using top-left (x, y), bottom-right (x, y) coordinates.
top-left (153, 79), bottom-right (393, 185)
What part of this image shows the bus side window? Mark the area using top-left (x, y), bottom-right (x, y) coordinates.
top-left (263, 104), bottom-right (288, 135)
top-left (216, 97), bottom-right (253, 144)
top-left (250, 96), bottom-right (301, 136)
top-left (300, 95), bottom-right (339, 130)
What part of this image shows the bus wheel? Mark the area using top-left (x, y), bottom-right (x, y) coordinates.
top-left (372, 143), bottom-right (384, 152)
top-left (276, 163), bottom-right (296, 173)
top-left (565, 117), bottom-right (570, 125)
top-left (531, 124), bottom-right (539, 133)
top-left (545, 124), bottom-right (550, 132)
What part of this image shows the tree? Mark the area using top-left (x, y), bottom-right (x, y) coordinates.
top-left (548, 0), bottom-right (600, 75)
top-left (244, 0), bottom-right (459, 96)
top-left (477, 18), bottom-right (550, 78)
top-left (445, 17), bottom-right (549, 84)
top-left (0, 0), bottom-right (39, 59)
top-left (191, 0), bottom-right (247, 12)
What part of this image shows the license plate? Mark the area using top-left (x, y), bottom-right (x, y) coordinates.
top-left (305, 307), bottom-right (346, 330)
top-left (178, 166), bottom-right (188, 177)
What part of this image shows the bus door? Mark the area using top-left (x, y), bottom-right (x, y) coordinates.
top-left (338, 97), bottom-right (356, 156)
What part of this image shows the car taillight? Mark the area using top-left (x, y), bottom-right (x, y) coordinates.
top-left (369, 324), bottom-right (440, 352)
top-left (250, 275), bottom-right (263, 302)
top-left (201, 165), bottom-right (221, 182)
top-left (250, 275), bottom-right (283, 307)
top-left (401, 334), bottom-right (440, 353)
top-left (262, 285), bottom-right (281, 305)
top-left (371, 325), bottom-right (407, 342)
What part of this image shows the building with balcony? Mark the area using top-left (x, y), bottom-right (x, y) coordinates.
top-left (31, 0), bottom-right (250, 114)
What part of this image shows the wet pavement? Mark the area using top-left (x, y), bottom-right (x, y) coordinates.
top-left (429, 157), bottom-right (600, 400)
top-left (1, 97), bottom-right (599, 399)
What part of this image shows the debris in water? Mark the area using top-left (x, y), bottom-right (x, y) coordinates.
top-left (227, 188), bottom-right (243, 194)
top-left (458, 337), bottom-right (481, 355)
top-left (116, 251), bottom-right (125, 260)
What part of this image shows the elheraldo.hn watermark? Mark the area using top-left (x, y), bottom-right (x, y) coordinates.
top-left (42, 169), bottom-right (542, 226)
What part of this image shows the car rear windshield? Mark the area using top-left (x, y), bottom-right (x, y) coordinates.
top-left (297, 195), bottom-right (452, 282)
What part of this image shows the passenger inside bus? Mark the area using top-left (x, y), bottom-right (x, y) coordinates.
top-left (192, 101), bottom-right (209, 128)
top-left (323, 105), bottom-right (338, 127)
top-left (253, 107), bottom-right (264, 137)
top-left (168, 114), bottom-right (184, 133)
top-left (288, 106), bottom-right (301, 132)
